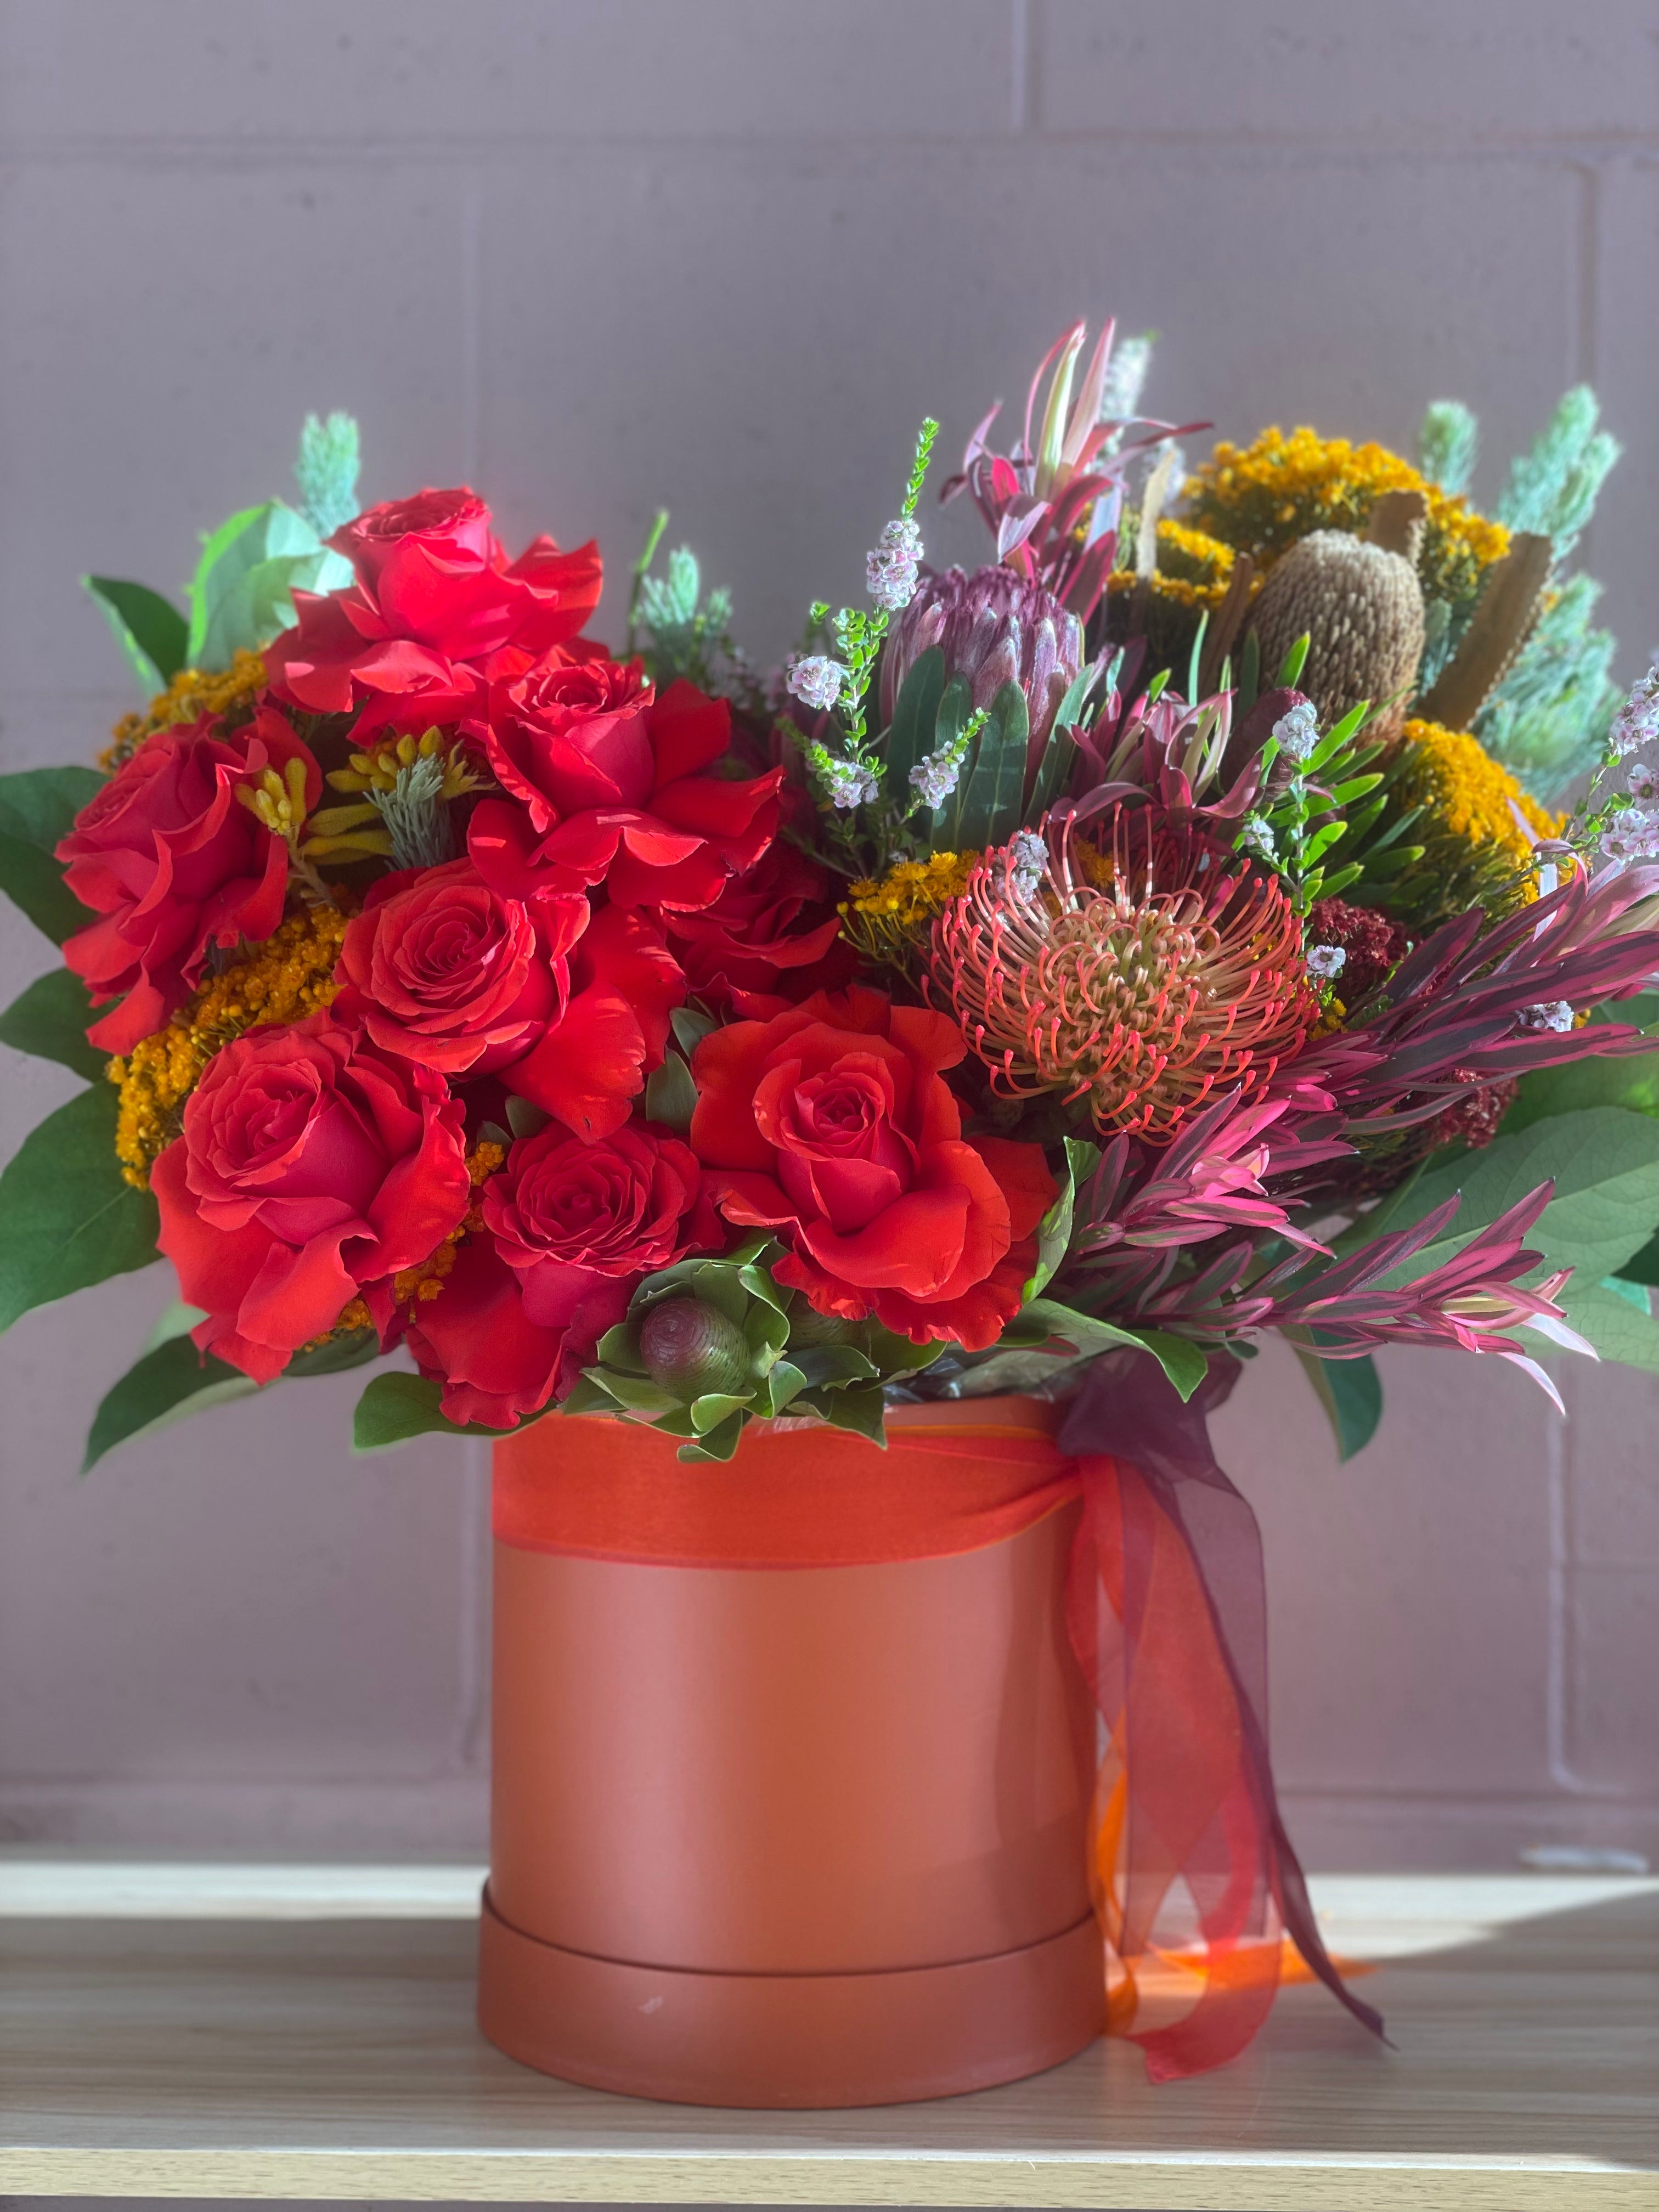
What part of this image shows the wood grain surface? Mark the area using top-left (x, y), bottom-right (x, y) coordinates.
top-left (2, 1874), bottom-right (1655, 2207)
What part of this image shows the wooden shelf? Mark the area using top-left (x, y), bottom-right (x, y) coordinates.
top-left (2, 1866), bottom-right (1656, 2208)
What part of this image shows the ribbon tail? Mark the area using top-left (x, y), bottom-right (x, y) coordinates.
top-left (1059, 1348), bottom-right (1387, 2079)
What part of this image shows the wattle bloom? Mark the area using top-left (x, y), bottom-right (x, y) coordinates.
top-left (468, 670), bottom-right (783, 911)
top-left (262, 486), bottom-right (602, 727)
top-left (932, 811), bottom-right (1315, 1143)
top-left (57, 708), bottom-right (320, 1053)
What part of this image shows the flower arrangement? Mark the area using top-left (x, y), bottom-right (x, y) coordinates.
top-left (3, 332), bottom-right (1659, 1487)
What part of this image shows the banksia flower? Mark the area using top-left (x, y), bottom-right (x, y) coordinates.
top-left (881, 565), bottom-right (1084, 775)
top-left (1248, 529), bottom-right (1425, 739)
top-left (930, 811), bottom-right (1315, 1142)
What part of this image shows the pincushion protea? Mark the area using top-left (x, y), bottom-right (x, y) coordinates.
top-left (930, 811), bottom-right (1314, 1141)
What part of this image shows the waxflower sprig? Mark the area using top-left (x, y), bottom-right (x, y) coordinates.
top-left (789, 417), bottom-right (938, 810)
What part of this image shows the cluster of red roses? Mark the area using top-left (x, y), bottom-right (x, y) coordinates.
top-left (55, 490), bottom-right (1054, 1426)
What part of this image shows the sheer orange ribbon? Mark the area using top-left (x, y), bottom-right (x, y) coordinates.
top-left (494, 1395), bottom-right (1381, 2080)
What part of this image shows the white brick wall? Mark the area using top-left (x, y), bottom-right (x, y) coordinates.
top-left (1, 0), bottom-right (1655, 1865)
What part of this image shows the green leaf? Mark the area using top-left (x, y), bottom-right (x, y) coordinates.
top-left (1023, 1141), bottom-right (1092, 1302)
top-left (669, 1004), bottom-right (718, 1057)
top-left (186, 501), bottom-right (350, 670)
top-left (815, 1381), bottom-right (887, 1446)
top-left (0, 1085), bottom-right (160, 1331)
top-left (82, 1333), bottom-right (256, 1472)
top-left (926, 672), bottom-right (976, 849)
top-left (1615, 1233), bottom-right (1659, 1286)
top-left (1385, 1107), bottom-right (1659, 1289)
top-left (504, 1094), bottom-right (548, 1142)
top-left (0, 766), bottom-right (105, 944)
top-left (644, 1051), bottom-right (698, 1132)
top-left (285, 1327), bottom-right (382, 1379)
top-left (678, 1409), bottom-right (746, 1463)
top-left (690, 1390), bottom-right (750, 1434)
top-left (1294, 1345), bottom-right (1383, 1461)
top-left (1561, 1278), bottom-right (1659, 1373)
top-left (1237, 627), bottom-right (1261, 714)
top-left (0, 967), bottom-right (104, 1080)
top-left (953, 680), bottom-right (1029, 850)
top-left (83, 577), bottom-right (190, 697)
top-left (1505, 1050), bottom-right (1659, 1134)
top-left (883, 645), bottom-right (946, 799)
top-left (766, 1358), bottom-right (810, 1414)
top-left (352, 1369), bottom-right (532, 1451)
top-left (1124, 1329), bottom-right (1208, 1402)
top-left (1025, 727), bottom-right (1077, 826)
top-left (1276, 633), bottom-right (1311, 687)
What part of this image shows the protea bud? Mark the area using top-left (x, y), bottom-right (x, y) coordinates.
top-left (882, 566), bottom-right (1084, 755)
top-left (639, 1299), bottom-right (750, 1399)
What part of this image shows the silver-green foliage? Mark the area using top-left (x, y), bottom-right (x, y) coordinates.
top-left (294, 411), bottom-right (362, 539)
top-left (1474, 571), bottom-right (1621, 798)
top-left (1494, 386), bottom-right (1619, 561)
top-left (1418, 399), bottom-right (1479, 498)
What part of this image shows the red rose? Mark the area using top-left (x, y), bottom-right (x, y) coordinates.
top-left (468, 671), bottom-right (783, 911)
top-left (152, 1013), bottom-right (471, 1384)
top-left (690, 985), bottom-right (1054, 1349)
top-left (331, 858), bottom-right (585, 1077)
top-left (57, 708), bottom-right (320, 1053)
top-left (487, 1121), bottom-right (717, 1308)
top-left (262, 487), bottom-right (602, 724)
top-left (498, 903), bottom-right (687, 1142)
top-left (664, 835), bottom-right (858, 1016)
top-left (406, 1122), bottom-right (718, 1429)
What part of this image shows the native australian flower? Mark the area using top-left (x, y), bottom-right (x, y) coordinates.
top-left (938, 319), bottom-right (1197, 620)
top-left (865, 518), bottom-right (923, 612)
top-left (931, 811), bottom-right (1316, 1143)
top-left (881, 565), bottom-right (1085, 790)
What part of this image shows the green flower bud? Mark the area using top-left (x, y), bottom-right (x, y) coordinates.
top-left (786, 1305), bottom-right (856, 1349)
top-left (639, 1298), bottom-right (750, 1400)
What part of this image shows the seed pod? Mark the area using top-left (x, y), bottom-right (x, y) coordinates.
top-left (1249, 529), bottom-right (1425, 741)
top-left (639, 1298), bottom-right (751, 1400)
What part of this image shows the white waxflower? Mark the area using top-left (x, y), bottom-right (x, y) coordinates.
top-left (1099, 333), bottom-right (1152, 425)
top-left (866, 518), bottom-right (923, 612)
top-left (1306, 944), bottom-right (1348, 981)
top-left (1627, 757), bottom-right (1659, 802)
top-left (909, 746), bottom-right (963, 810)
top-left (1609, 659), bottom-right (1659, 755)
top-left (1271, 699), bottom-right (1321, 762)
top-left (1007, 830), bottom-right (1048, 900)
top-left (1517, 1001), bottom-right (1576, 1034)
top-left (786, 654), bottom-right (848, 713)
top-left (1599, 805), bottom-right (1659, 864)
top-left (817, 755), bottom-right (879, 811)
top-left (1243, 812), bottom-right (1277, 861)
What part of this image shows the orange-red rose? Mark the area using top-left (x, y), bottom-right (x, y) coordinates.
top-left (663, 834), bottom-right (857, 1016)
top-left (57, 708), bottom-right (320, 1053)
top-left (262, 487), bottom-right (602, 731)
top-left (405, 1123), bottom-right (715, 1427)
top-left (690, 985), bottom-right (1054, 1348)
top-left (468, 669), bottom-right (783, 911)
top-left (331, 859), bottom-right (584, 1076)
top-left (152, 1014), bottom-right (470, 1384)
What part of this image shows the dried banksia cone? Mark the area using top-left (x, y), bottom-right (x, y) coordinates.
top-left (1249, 529), bottom-right (1425, 741)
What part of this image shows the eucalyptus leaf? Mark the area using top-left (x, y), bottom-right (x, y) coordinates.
top-left (0, 1085), bottom-right (160, 1331)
